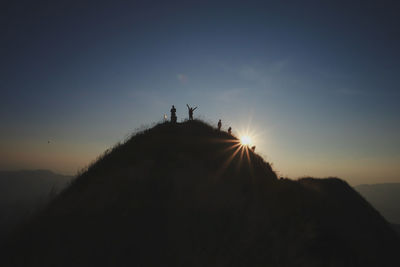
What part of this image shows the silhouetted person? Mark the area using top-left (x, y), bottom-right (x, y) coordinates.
top-left (228, 127), bottom-right (232, 134)
top-left (170, 105), bottom-right (177, 123)
top-left (217, 119), bottom-right (222, 131)
top-left (186, 104), bottom-right (197, 120)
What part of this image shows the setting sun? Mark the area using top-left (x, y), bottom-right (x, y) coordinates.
top-left (240, 135), bottom-right (252, 146)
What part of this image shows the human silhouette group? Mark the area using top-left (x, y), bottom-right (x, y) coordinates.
top-left (170, 104), bottom-right (198, 123)
top-left (169, 104), bottom-right (236, 137)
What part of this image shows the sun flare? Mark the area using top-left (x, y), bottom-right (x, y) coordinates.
top-left (240, 135), bottom-right (252, 146)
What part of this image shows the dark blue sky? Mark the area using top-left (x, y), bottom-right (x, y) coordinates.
top-left (1, 0), bottom-right (399, 184)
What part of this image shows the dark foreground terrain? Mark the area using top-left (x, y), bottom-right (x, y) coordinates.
top-left (392, 224), bottom-right (400, 235)
top-left (2, 120), bottom-right (399, 267)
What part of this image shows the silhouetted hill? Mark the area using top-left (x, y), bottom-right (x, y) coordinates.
top-left (0, 170), bottom-right (72, 241)
top-left (393, 224), bottom-right (400, 235)
top-left (355, 183), bottom-right (400, 224)
top-left (2, 120), bottom-right (399, 266)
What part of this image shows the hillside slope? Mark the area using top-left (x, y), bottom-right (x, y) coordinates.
top-left (2, 120), bottom-right (399, 267)
top-left (355, 183), bottom-right (400, 224)
top-left (393, 224), bottom-right (400, 235)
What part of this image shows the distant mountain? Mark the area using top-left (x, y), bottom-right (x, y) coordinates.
top-left (0, 170), bottom-right (73, 241)
top-left (355, 183), bottom-right (400, 224)
top-left (2, 121), bottom-right (399, 266)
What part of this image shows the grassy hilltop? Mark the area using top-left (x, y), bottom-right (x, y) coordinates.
top-left (2, 120), bottom-right (399, 267)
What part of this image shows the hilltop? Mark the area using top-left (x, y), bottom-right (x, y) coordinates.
top-left (2, 120), bottom-right (399, 267)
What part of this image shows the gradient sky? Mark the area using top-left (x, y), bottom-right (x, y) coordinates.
top-left (1, 0), bottom-right (399, 185)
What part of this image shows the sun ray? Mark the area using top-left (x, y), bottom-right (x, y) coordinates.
top-left (208, 138), bottom-right (240, 144)
top-left (240, 135), bottom-right (252, 146)
top-left (244, 146), bottom-right (251, 165)
top-left (237, 145), bottom-right (245, 170)
top-left (217, 142), bottom-right (241, 155)
top-left (211, 121), bottom-right (261, 178)
top-left (244, 145), bottom-right (255, 177)
top-left (216, 144), bottom-right (242, 176)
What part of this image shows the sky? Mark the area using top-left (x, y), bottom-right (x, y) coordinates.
top-left (1, 0), bottom-right (399, 185)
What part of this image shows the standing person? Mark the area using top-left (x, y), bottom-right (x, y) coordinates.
top-left (170, 105), bottom-right (177, 123)
top-left (228, 127), bottom-right (232, 134)
top-left (186, 104), bottom-right (197, 120)
top-left (217, 119), bottom-right (222, 131)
